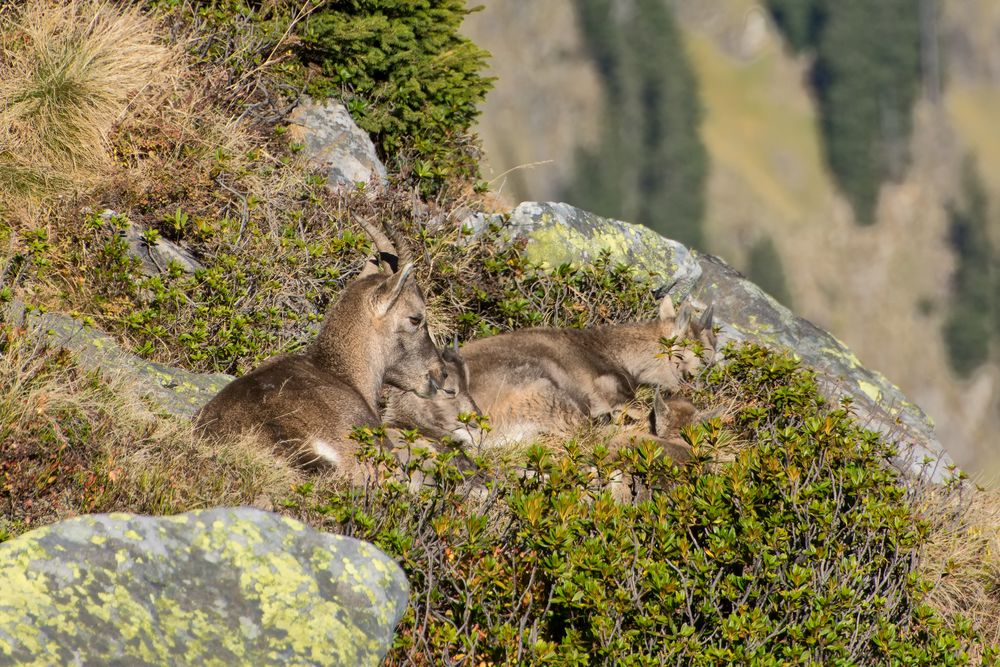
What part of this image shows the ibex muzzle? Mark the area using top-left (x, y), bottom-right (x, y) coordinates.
top-left (196, 232), bottom-right (447, 478)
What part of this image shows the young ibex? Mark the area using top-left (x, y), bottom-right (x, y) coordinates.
top-left (195, 217), bottom-right (448, 479)
top-left (385, 295), bottom-right (716, 461)
top-left (382, 340), bottom-right (482, 446)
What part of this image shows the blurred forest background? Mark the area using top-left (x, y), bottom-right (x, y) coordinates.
top-left (463, 0), bottom-right (1000, 482)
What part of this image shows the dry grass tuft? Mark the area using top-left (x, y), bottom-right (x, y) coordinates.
top-left (921, 485), bottom-right (1000, 654)
top-left (0, 0), bottom-right (171, 206)
top-left (0, 320), bottom-right (300, 541)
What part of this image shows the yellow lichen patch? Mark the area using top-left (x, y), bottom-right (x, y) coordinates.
top-left (281, 515), bottom-right (306, 532)
top-left (522, 219), bottom-right (677, 280)
top-left (821, 345), bottom-right (863, 370)
top-left (858, 380), bottom-right (883, 403)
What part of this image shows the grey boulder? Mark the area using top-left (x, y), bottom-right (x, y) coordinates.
top-left (0, 507), bottom-right (408, 666)
top-left (287, 98), bottom-right (387, 191)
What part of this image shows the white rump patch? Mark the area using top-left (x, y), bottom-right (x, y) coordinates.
top-left (310, 439), bottom-right (341, 467)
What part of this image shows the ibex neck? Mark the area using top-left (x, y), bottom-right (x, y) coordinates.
top-left (591, 320), bottom-right (663, 382)
top-left (311, 314), bottom-right (386, 412)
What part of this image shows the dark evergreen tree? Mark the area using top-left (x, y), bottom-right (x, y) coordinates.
top-left (746, 235), bottom-right (794, 308)
top-left (943, 160), bottom-right (997, 377)
top-left (564, 0), bottom-right (707, 249)
top-left (764, 0), bottom-right (823, 53)
top-left (767, 0), bottom-right (921, 226)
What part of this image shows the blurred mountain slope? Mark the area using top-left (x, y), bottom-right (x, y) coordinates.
top-left (464, 0), bottom-right (1000, 480)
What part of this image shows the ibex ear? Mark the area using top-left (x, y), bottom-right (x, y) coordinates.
top-left (658, 295), bottom-right (677, 322)
top-left (674, 302), bottom-right (693, 335)
top-left (697, 305), bottom-right (717, 347)
top-left (462, 357), bottom-right (472, 387)
top-left (374, 262), bottom-right (414, 316)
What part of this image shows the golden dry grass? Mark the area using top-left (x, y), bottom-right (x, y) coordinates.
top-left (921, 485), bottom-right (1000, 657)
top-left (0, 0), bottom-right (172, 208)
top-left (0, 319), bottom-right (301, 540)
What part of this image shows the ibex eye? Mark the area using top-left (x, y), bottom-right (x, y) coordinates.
top-left (409, 316), bottom-right (423, 326)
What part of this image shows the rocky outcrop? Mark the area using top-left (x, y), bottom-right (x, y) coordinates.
top-left (287, 98), bottom-right (387, 190)
top-left (5, 300), bottom-right (231, 418)
top-left (466, 202), bottom-right (954, 482)
top-left (0, 508), bottom-right (408, 666)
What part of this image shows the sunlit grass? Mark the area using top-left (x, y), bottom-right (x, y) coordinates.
top-left (0, 0), bottom-right (170, 204)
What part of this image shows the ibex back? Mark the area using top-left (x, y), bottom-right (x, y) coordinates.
top-left (386, 296), bottom-right (715, 460)
top-left (196, 261), bottom-right (447, 479)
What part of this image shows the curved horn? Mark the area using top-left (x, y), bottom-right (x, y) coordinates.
top-left (699, 304), bottom-right (715, 331)
top-left (356, 214), bottom-right (399, 273)
top-left (452, 333), bottom-right (459, 352)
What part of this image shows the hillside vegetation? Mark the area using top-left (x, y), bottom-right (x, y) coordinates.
top-left (1, 1), bottom-right (1000, 663)
top-left (464, 0), bottom-right (1000, 480)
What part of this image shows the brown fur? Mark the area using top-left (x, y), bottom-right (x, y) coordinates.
top-left (383, 346), bottom-right (482, 446)
top-left (385, 296), bottom-right (715, 463)
top-left (195, 264), bottom-right (447, 479)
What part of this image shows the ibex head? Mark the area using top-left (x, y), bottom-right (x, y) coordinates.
top-left (312, 217), bottom-right (447, 400)
top-left (664, 298), bottom-right (717, 375)
top-left (374, 262), bottom-right (448, 398)
top-left (384, 339), bottom-right (483, 444)
top-left (627, 295), bottom-right (717, 391)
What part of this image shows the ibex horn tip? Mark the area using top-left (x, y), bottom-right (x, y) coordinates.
top-left (700, 304), bottom-right (715, 329)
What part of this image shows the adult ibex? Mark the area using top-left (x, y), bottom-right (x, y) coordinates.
top-left (385, 294), bottom-right (716, 461)
top-left (195, 217), bottom-right (448, 479)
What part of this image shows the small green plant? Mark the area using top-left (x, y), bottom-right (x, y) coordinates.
top-left (283, 343), bottom-right (983, 665)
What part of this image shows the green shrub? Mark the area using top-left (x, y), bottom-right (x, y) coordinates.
top-left (148, 0), bottom-right (492, 192)
top-left (289, 344), bottom-right (980, 665)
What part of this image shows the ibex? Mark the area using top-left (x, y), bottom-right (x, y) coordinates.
top-left (385, 295), bottom-right (716, 462)
top-left (382, 340), bottom-right (482, 446)
top-left (195, 217), bottom-right (448, 479)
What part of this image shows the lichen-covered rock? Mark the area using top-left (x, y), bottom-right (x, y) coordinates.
top-left (467, 201), bottom-right (954, 482)
top-left (287, 98), bottom-right (387, 190)
top-left (465, 201), bottom-right (703, 296)
top-left (0, 508), bottom-right (408, 666)
top-left (5, 300), bottom-right (231, 418)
